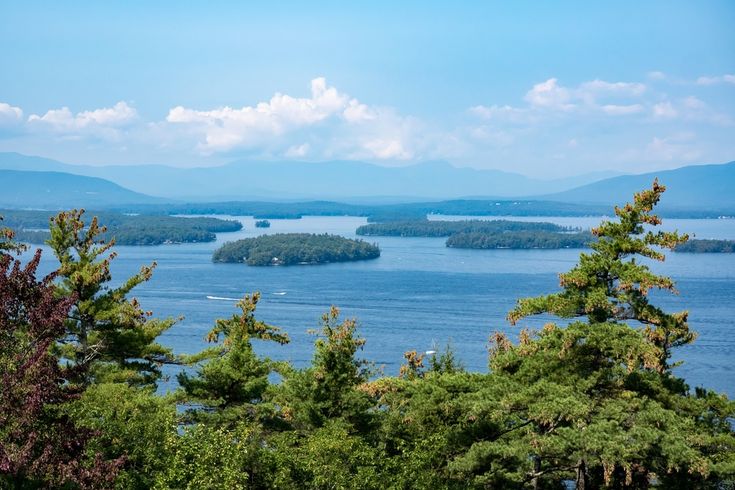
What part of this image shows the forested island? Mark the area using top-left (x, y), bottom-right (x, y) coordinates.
top-left (255, 219), bottom-right (271, 228)
top-left (213, 233), bottom-right (380, 265)
top-left (674, 238), bottom-right (735, 253)
top-left (447, 230), bottom-right (594, 249)
top-left (0, 209), bottom-right (241, 245)
top-left (356, 219), bottom-right (574, 237)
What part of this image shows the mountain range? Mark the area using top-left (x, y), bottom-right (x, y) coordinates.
top-left (0, 152), bottom-right (733, 213)
top-left (0, 152), bottom-right (618, 201)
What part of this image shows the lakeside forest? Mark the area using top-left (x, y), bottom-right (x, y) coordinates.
top-left (1, 183), bottom-right (734, 489)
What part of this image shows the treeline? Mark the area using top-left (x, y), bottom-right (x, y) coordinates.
top-left (675, 238), bottom-right (735, 253)
top-left (213, 233), bottom-right (381, 265)
top-left (447, 230), bottom-right (594, 249)
top-left (0, 209), bottom-right (241, 245)
top-left (356, 219), bottom-right (573, 237)
top-left (114, 199), bottom-right (734, 220)
top-left (113, 199), bottom-right (613, 220)
top-left (1, 186), bottom-right (734, 489)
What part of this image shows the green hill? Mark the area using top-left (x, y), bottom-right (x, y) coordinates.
top-left (0, 169), bottom-right (164, 209)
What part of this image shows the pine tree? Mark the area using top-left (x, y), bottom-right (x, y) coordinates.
top-left (47, 209), bottom-right (175, 387)
top-left (177, 292), bottom-right (289, 426)
top-left (464, 181), bottom-right (735, 488)
top-left (507, 180), bottom-right (692, 370)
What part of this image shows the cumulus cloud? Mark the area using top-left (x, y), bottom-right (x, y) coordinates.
top-left (524, 78), bottom-right (575, 111)
top-left (696, 74), bottom-right (735, 86)
top-left (27, 101), bottom-right (137, 139)
top-left (517, 78), bottom-right (647, 115)
top-left (166, 77), bottom-right (381, 153)
top-left (0, 102), bottom-right (23, 125)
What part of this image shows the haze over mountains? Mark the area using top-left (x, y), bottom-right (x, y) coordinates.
top-left (0, 152), bottom-right (618, 201)
top-left (0, 152), bottom-right (733, 213)
top-left (0, 169), bottom-right (161, 209)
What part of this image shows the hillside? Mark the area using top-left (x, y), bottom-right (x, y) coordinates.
top-left (0, 169), bottom-right (164, 209)
top-left (0, 152), bottom-right (618, 201)
top-left (545, 161), bottom-right (735, 211)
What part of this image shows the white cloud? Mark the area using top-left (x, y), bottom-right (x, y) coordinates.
top-left (285, 143), bottom-right (310, 158)
top-left (0, 102), bottom-right (23, 124)
top-left (578, 79), bottom-right (646, 97)
top-left (363, 139), bottom-right (413, 160)
top-left (600, 104), bottom-right (644, 115)
top-left (343, 99), bottom-right (376, 123)
top-left (167, 77), bottom-right (377, 152)
top-left (27, 101), bottom-right (137, 139)
top-left (653, 101), bottom-right (677, 119)
top-left (524, 78), bottom-right (575, 111)
top-left (645, 133), bottom-right (702, 162)
top-left (696, 74), bottom-right (735, 86)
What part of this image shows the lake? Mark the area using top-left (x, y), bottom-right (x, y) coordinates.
top-left (27, 215), bottom-right (735, 396)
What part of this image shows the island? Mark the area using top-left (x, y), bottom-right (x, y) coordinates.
top-left (254, 219), bottom-right (271, 228)
top-left (356, 219), bottom-right (573, 237)
top-left (446, 231), bottom-right (594, 249)
top-left (2, 210), bottom-right (242, 246)
top-left (674, 239), bottom-right (735, 253)
top-left (212, 233), bottom-right (381, 265)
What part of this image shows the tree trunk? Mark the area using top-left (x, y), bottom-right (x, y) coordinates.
top-left (576, 459), bottom-right (588, 490)
top-left (531, 455), bottom-right (541, 490)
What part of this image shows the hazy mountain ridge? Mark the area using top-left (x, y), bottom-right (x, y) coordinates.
top-left (0, 153), bottom-right (733, 213)
top-left (0, 152), bottom-right (620, 201)
top-left (0, 169), bottom-right (163, 209)
top-left (544, 161), bottom-right (735, 210)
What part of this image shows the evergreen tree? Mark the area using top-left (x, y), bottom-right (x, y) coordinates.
top-left (277, 306), bottom-right (375, 433)
top-left (177, 292), bottom-right (289, 426)
top-left (47, 209), bottom-right (175, 387)
top-left (0, 216), bottom-right (24, 257)
top-left (507, 180), bottom-right (692, 370)
top-left (467, 182), bottom-right (735, 488)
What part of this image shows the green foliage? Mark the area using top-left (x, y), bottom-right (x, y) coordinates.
top-left (0, 215), bottom-right (25, 256)
top-left (357, 219), bottom-right (571, 237)
top-left (47, 209), bottom-right (176, 387)
top-left (70, 383), bottom-right (178, 489)
top-left (153, 423), bottom-right (260, 490)
top-left (268, 421), bottom-right (385, 489)
top-left (1, 184), bottom-right (733, 489)
top-left (177, 293), bottom-right (289, 426)
top-left (276, 307), bottom-right (375, 432)
top-left (1, 209), bottom-right (241, 246)
top-left (213, 233), bottom-right (380, 266)
top-left (446, 230), bottom-right (593, 249)
top-left (508, 180), bottom-right (692, 369)
top-left (675, 238), bottom-right (735, 253)
top-left (254, 219), bottom-right (271, 228)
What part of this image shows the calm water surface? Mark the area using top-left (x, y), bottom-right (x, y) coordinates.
top-left (29, 215), bottom-right (735, 396)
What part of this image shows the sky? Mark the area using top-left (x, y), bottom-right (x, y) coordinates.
top-left (0, 1), bottom-right (733, 177)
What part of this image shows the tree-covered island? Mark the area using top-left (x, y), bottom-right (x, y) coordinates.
top-left (356, 219), bottom-right (573, 237)
top-left (358, 218), bottom-right (735, 252)
top-left (0, 209), bottom-right (242, 246)
top-left (255, 219), bottom-right (271, 228)
top-left (674, 238), bottom-right (735, 253)
top-left (213, 233), bottom-right (380, 265)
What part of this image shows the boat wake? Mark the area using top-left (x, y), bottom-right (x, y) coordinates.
top-left (206, 295), bottom-right (239, 301)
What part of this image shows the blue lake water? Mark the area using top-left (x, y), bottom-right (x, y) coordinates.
top-left (27, 215), bottom-right (735, 396)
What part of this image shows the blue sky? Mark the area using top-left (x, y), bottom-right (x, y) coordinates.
top-left (0, 1), bottom-right (733, 176)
